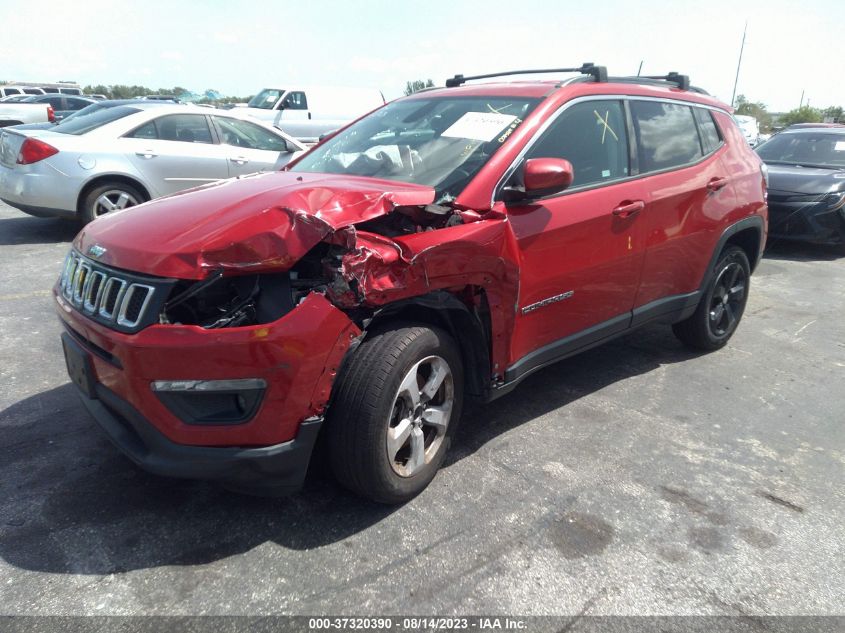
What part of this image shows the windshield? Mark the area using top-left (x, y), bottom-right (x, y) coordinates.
top-left (289, 96), bottom-right (540, 201)
top-left (247, 89), bottom-right (284, 109)
top-left (53, 105), bottom-right (141, 135)
top-left (756, 133), bottom-right (845, 169)
top-left (56, 103), bottom-right (104, 124)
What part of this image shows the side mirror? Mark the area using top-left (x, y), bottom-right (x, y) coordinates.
top-left (523, 158), bottom-right (574, 196)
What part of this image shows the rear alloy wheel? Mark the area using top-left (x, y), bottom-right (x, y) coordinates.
top-left (673, 245), bottom-right (751, 350)
top-left (326, 324), bottom-right (463, 504)
top-left (80, 182), bottom-right (145, 224)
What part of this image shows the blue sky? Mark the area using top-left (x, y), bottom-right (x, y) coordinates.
top-left (2, 0), bottom-right (842, 111)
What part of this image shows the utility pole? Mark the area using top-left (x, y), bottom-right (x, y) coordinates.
top-left (637, 60), bottom-right (643, 77)
top-left (799, 90), bottom-right (804, 109)
top-left (731, 21), bottom-right (747, 108)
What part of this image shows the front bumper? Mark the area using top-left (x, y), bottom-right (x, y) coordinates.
top-left (70, 343), bottom-right (323, 495)
top-left (56, 286), bottom-right (361, 490)
top-left (766, 196), bottom-right (845, 245)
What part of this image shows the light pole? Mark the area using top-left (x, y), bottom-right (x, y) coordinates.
top-left (731, 21), bottom-right (747, 108)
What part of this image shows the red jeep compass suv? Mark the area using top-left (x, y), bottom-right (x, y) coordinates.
top-left (56, 65), bottom-right (768, 503)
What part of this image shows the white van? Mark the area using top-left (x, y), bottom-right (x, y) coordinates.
top-left (241, 86), bottom-right (385, 143)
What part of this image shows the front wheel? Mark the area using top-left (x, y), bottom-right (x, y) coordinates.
top-left (326, 324), bottom-right (463, 504)
top-left (673, 245), bottom-right (751, 351)
top-left (80, 182), bottom-right (145, 224)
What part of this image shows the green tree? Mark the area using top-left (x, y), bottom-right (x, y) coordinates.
top-left (734, 94), bottom-right (773, 133)
top-left (822, 106), bottom-right (843, 123)
top-left (779, 105), bottom-right (823, 126)
top-left (404, 79), bottom-right (435, 96)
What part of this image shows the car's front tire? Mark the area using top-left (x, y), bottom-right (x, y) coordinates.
top-left (80, 182), bottom-right (145, 224)
top-left (326, 324), bottom-right (463, 504)
top-left (673, 245), bottom-right (751, 350)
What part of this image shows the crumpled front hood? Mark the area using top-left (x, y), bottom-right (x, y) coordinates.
top-left (74, 171), bottom-right (435, 279)
top-left (766, 164), bottom-right (845, 195)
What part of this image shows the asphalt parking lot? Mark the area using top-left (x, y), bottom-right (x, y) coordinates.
top-left (0, 201), bottom-right (843, 617)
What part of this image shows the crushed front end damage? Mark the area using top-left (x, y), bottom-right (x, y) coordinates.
top-left (60, 172), bottom-right (520, 492)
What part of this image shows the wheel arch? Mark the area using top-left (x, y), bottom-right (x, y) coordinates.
top-left (700, 215), bottom-right (765, 290)
top-left (361, 289), bottom-right (493, 402)
top-left (76, 174), bottom-right (151, 213)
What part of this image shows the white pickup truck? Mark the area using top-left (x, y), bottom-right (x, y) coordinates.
top-left (0, 103), bottom-right (54, 128)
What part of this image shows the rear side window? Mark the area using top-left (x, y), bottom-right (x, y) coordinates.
top-left (4, 88), bottom-right (22, 96)
top-left (525, 99), bottom-right (629, 188)
top-left (133, 114), bottom-right (214, 144)
top-left (694, 108), bottom-right (722, 153)
top-left (632, 101), bottom-right (703, 172)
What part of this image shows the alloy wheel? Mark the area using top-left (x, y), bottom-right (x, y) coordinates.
top-left (386, 355), bottom-right (454, 477)
top-left (93, 189), bottom-right (139, 216)
top-left (708, 262), bottom-right (747, 337)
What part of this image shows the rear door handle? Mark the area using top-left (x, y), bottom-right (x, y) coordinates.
top-left (230, 156), bottom-right (249, 165)
top-left (707, 177), bottom-right (729, 192)
top-left (612, 200), bottom-right (645, 218)
top-left (135, 151), bottom-right (157, 159)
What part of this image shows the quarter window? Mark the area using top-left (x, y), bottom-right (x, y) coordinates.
top-left (525, 100), bottom-right (629, 188)
top-left (631, 101), bottom-right (703, 172)
top-left (694, 108), bottom-right (722, 153)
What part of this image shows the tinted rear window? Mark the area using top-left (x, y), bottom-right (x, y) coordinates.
top-left (55, 106), bottom-right (141, 135)
top-left (632, 101), bottom-right (703, 172)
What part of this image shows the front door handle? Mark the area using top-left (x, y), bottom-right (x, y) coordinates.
top-left (230, 156), bottom-right (249, 165)
top-left (612, 200), bottom-right (645, 218)
top-left (707, 177), bottom-right (729, 192)
top-left (135, 151), bottom-right (157, 159)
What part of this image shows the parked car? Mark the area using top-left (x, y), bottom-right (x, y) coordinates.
top-left (756, 126), bottom-right (845, 248)
top-left (0, 86), bottom-right (46, 98)
top-left (0, 102), bottom-right (54, 127)
top-left (54, 65), bottom-right (766, 503)
top-left (734, 114), bottom-right (760, 146)
top-left (241, 85), bottom-right (384, 143)
top-left (0, 104), bottom-right (305, 222)
top-left (21, 94), bottom-right (95, 122)
top-left (85, 94), bottom-right (108, 101)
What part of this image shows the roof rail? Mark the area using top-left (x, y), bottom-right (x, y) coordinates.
top-left (445, 63), bottom-right (607, 88)
top-left (638, 72), bottom-right (691, 91)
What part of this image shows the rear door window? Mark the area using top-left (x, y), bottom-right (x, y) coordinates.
top-left (148, 114), bottom-right (214, 144)
top-left (525, 99), bottom-right (629, 188)
top-left (631, 101), bottom-right (703, 172)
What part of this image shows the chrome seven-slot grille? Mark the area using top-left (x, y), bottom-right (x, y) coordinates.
top-left (60, 251), bottom-right (158, 330)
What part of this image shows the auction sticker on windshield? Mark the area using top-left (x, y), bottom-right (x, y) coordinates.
top-left (441, 112), bottom-right (517, 142)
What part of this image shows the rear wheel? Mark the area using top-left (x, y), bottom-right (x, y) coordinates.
top-left (80, 182), bottom-right (145, 224)
top-left (673, 245), bottom-right (751, 350)
top-left (326, 324), bottom-right (463, 504)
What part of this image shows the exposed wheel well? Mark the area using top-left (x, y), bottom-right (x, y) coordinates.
top-left (77, 176), bottom-right (150, 212)
top-left (362, 289), bottom-right (493, 402)
top-left (724, 226), bottom-right (762, 273)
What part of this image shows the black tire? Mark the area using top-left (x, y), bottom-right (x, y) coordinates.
top-left (326, 324), bottom-right (464, 504)
top-left (80, 181), bottom-right (145, 224)
top-left (673, 245), bottom-right (751, 351)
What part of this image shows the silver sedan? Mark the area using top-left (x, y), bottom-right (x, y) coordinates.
top-left (0, 103), bottom-right (306, 223)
